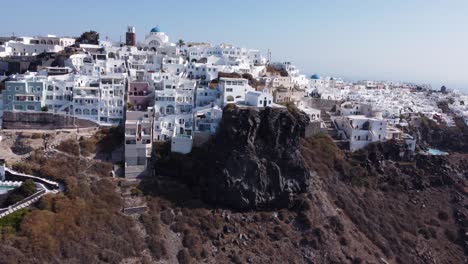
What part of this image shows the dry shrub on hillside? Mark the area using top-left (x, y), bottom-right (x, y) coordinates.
top-left (31, 133), bottom-right (43, 139)
top-left (0, 127), bottom-right (142, 263)
top-left (11, 162), bottom-right (33, 175)
top-left (79, 136), bottom-right (98, 156)
top-left (56, 139), bottom-right (80, 156)
top-left (177, 249), bottom-right (193, 264)
top-left (140, 208), bottom-right (168, 260)
top-left (300, 135), bottom-right (344, 176)
top-left (0, 176), bottom-right (143, 263)
top-left (95, 126), bottom-right (124, 154)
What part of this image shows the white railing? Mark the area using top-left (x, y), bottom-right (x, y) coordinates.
top-left (0, 168), bottom-right (63, 218)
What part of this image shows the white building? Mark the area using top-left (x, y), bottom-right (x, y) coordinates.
top-left (245, 90), bottom-right (273, 107)
top-left (0, 35), bottom-right (75, 57)
top-left (218, 77), bottom-right (254, 106)
top-left (125, 109), bottom-right (154, 169)
top-left (194, 104), bottom-right (223, 133)
top-left (335, 115), bottom-right (388, 151)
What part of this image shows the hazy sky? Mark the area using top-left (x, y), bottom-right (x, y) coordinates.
top-left (2, 0), bottom-right (468, 91)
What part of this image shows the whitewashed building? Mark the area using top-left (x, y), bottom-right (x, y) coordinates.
top-left (245, 90), bottom-right (273, 107)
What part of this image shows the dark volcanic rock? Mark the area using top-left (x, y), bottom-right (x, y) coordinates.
top-left (408, 116), bottom-right (468, 153)
top-left (202, 106), bottom-right (311, 210)
top-left (154, 106), bottom-right (311, 210)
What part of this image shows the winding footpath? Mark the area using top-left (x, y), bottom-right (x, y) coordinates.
top-left (0, 167), bottom-right (63, 218)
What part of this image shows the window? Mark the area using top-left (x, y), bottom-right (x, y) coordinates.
top-left (27, 105), bottom-right (35, 110)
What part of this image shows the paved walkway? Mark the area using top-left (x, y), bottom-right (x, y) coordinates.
top-left (0, 167), bottom-right (62, 218)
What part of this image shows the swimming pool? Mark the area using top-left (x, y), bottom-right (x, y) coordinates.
top-left (427, 148), bottom-right (449, 155)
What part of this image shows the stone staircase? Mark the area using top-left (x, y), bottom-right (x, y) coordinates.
top-left (321, 110), bottom-right (338, 139)
top-left (125, 165), bottom-right (147, 179)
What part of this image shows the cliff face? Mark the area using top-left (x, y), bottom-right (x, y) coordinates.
top-left (147, 107), bottom-right (467, 263)
top-left (201, 106), bottom-right (311, 210)
top-left (408, 116), bottom-right (468, 153)
top-left (154, 105), bottom-right (311, 210)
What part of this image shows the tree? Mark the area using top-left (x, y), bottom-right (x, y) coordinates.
top-left (177, 39), bottom-right (185, 48)
top-left (440, 85), bottom-right (447, 94)
top-left (76, 31), bottom-right (99, 45)
top-left (41, 105), bottom-right (48, 112)
top-left (20, 180), bottom-right (37, 197)
top-left (3, 179), bottom-right (37, 206)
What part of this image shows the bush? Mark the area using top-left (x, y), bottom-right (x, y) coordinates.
top-left (31, 133), bottom-right (43, 139)
top-left (12, 162), bottom-right (33, 175)
top-left (41, 106), bottom-right (48, 112)
top-left (19, 179), bottom-right (36, 197)
top-left (56, 139), bottom-right (80, 156)
top-left (127, 102), bottom-right (134, 111)
top-left (0, 208), bottom-right (28, 232)
top-left (160, 210), bottom-right (174, 225)
top-left (177, 249), bottom-right (193, 264)
top-left (95, 126), bottom-right (124, 154)
top-left (130, 187), bottom-right (142, 197)
top-left (36, 194), bottom-right (54, 211)
top-left (328, 216), bottom-right (344, 235)
top-left (147, 237), bottom-right (167, 260)
top-left (79, 137), bottom-right (97, 156)
top-left (3, 180), bottom-right (37, 207)
top-left (438, 211), bottom-right (449, 221)
top-left (88, 161), bottom-right (113, 178)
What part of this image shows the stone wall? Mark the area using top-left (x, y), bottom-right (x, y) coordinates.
top-left (305, 121), bottom-right (328, 137)
top-left (303, 98), bottom-right (340, 111)
top-left (2, 111), bottom-right (99, 130)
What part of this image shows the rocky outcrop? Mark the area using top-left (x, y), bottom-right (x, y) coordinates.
top-left (202, 106), bottom-right (310, 210)
top-left (144, 109), bottom-right (468, 263)
top-left (153, 106), bottom-right (311, 210)
top-left (407, 116), bottom-right (468, 153)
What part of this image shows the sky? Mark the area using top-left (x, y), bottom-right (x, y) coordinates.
top-left (2, 0), bottom-right (468, 92)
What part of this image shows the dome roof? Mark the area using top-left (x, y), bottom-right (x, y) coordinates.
top-left (311, 74), bottom-right (320, 79)
top-left (150, 26), bottom-right (161, 33)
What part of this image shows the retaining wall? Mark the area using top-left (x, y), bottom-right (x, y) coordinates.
top-left (2, 111), bottom-right (99, 130)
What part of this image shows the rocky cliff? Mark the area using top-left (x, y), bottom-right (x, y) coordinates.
top-left (153, 105), bottom-right (311, 210)
top-left (144, 106), bottom-right (468, 263)
top-left (408, 115), bottom-right (468, 153)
